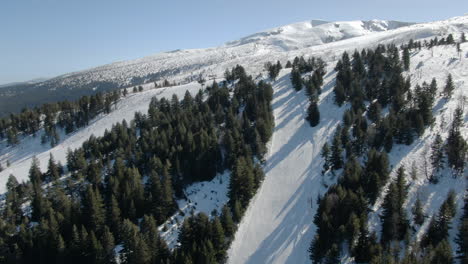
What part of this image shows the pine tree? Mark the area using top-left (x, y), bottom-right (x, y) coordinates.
top-left (121, 219), bottom-right (151, 264)
top-left (321, 143), bottom-right (331, 173)
top-left (307, 100), bottom-right (320, 127)
top-left (462, 33), bottom-right (467, 43)
top-left (29, 156), bottom-right (43, 186)
top-left (446, 34), bottom-right (455, 44)
top-left (424, 190), bottom-right (457, 248)
top-left (413, 197), bottom-right (425, 226)
top-left (83, 186), bottom-right (106, 233)
top-left (334, 80), bottom-right (346, 106)
top-left (456, 194), bottom-right (468, 264)
top-left (367, 101), bottom-right (382, 123)
top-left (403, 47), bottom-right (410, 71)
top-left (445, 107), bottom-right (467, 173)
top-left (220, 205), bottom-right (235, 237)
top-left (430, 134), bottom-right (445, 181)
top-left (228, 157), bottom-right (254, 208)
top-left (330, 127), bottom-right (344, 170)
top-left (211, 216), bottom-right (226, 261)
top-left (290, 68), bottom-right (303, 91)
top-left (444, 74), bottom-right (455, 98)
top-left (47, 153), bottom-right (60, 182)
top-left (381, 167), bottom-right (409, 244)
top-left (431, 239), bottom-right (454, 264)
top-left (107, 194), bottom-right (122, 235)
top-left (101, 226), bottom-right (116, 262)
top-left (161, 165), bottom-right (175, 218)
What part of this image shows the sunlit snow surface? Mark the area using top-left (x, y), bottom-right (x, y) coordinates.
top-left (1, 15), bottom-right (468, 264)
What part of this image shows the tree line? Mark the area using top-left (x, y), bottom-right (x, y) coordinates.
top-left (310, 38), bottom-right (467, 263)
top-left (0, 64), bottom-right (274, 263)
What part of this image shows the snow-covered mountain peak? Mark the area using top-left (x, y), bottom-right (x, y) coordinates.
top-left (225, 19), bottom-right (414, 51)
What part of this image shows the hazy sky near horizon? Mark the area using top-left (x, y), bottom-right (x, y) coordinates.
top-left (1, 0), bottom-right (467, 84)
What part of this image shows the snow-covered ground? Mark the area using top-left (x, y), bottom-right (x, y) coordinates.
top-left (228, 66), bottom-right (344, 264)
top-left (228, 34), bottom-right (468, 264)
top-left (0, 14), bottom-right (467, 263)
top-left (0, 82), bottom-right (203, 192)
top-left (158, 172), bottom-right (230, 248)
top-left (5, 16), bottom-right (467, 97)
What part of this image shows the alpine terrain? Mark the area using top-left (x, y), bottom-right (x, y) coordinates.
top-left (0, 15), bottom-right (467, 264)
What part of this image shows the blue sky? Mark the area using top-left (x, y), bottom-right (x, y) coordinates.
top-left (1, 0), bottom-right (467, 85)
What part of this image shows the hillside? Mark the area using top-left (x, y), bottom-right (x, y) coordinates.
top-left (228, 42), bottom-right (468, 264)
top-left (0, 19), bottom-right (418, 116)
top-left (0, 15), bottom-right (467, 264)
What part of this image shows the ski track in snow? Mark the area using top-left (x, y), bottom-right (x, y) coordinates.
top-left (229, 41), bottom-right (468, 264)
top-left (228, 66), bottom-right (344, 264)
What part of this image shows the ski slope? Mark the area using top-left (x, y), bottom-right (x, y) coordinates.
top-left (0, 14), bottom-right (467, 263)
top-left (0, 82), bottom-right (202, 192)
top-left (228, 66), bottom-right (344, 263)
top-left (228, 36), bottom-right (468, 264)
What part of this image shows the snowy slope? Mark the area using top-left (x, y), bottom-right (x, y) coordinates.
top-left (0, 19), bottom-right (425, 101)
top-left (0, 14), bottom-right (467, 263)
top-left (228, 34), bottom-right (468, 264)
top-left (0, 82), bottom-right (203, 192)
top-left (228, 66), bottom-right (344, 264)
top-left (23, 16), bottom-right (467, 91)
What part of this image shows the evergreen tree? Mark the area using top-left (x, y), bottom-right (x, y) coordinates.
top-left (121, 219), bottom-right (151, 264)
top-left (445, 107), bottom-right (467, 173)
top-left (220, 205), bottom-right (235, 237)
top-left (306, 100), bottom-right (320, 127)
top-left (443, 74), bottom-right (455, 98)
top-left (330, 127), bottom-right (344, 170)
top-left (333, 80), bottom-right (346, 106)
top-left (290, 69), bottom-right (303, 91)
top-left (380, 167), bottom-right (409, 244)
top-left (423, 190), bottom-right (457, 248)
top-left (413, 197), bottom-right (425, 226)
top-left (47, 153), bottom-right (60, 182)
top-left (211, 216), bottom-right (226, 261)
top-left (228, 157), bottom-right (254, 208)
top-left (430, 134), bottom-right (445, 181)
top-left (431, 239), bottom-right (454, 264)
top-left (29, 156), bottom-right (43, 186)
top-left (403, 47), bottom-right (410, 71)
top-left (321, 143), bottom-right (331, 174)
top-left (456, 193), bottom-right (468, 264)
top-left (82, 186), bottom-right (106, 233)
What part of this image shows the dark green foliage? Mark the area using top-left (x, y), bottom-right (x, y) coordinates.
top-left (290, 68), bottom-right (303, 91)
top-left (0, 64), bottom-right (274, 263)
top-left (311, 41), bottom-right (458, 264)
top-left (413, 197), bottom-right (425, 226)
top-left (0, 90), bottom-right (121, 146)
top-left (403, 47), bottom-right (410, 71)
top-left (380, 167), bottom-right (410, 244)
top-left (265, 60), bottom-right (282, 80)
top-left (306, 100), bottom-right (320, 127)
top-left (228, 156), bottom-right (255, 209)
top-left (367, 101), bottom-right (382, 123)
top-left (445, 107), bottom-right (467, 174)
top-left (321, 143), bottom-right (331, 174)
top-left (423, 190), bottom-right (457, 248)
top-left (363, 149), bottom-right (389, 204)
top-left (456, 194), bottom-right (468, 263)
top-left (330, 126), bottom-right (344, 170)
top-left (430, 134), bottom-right (445, 182)
top-left (443, 74), bottom-right (455, 98)
top-left (431, 239), bottom-right (454, 264)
